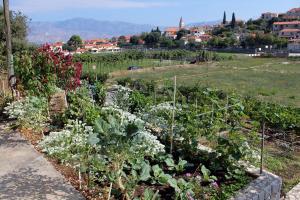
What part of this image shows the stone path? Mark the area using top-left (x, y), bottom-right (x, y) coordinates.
top-left (285, 183), bottom-right (300, 200)
top-left (0, 122), bottom-right (85, 200)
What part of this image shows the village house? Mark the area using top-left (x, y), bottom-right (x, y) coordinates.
top-left (288, 39), bottom-right (300, 52)
top-left (286, 8), bottom-right (300, 18)
top-left (50, 42), bottom-right (64, 51)
top-left (190, 27), bottom-right (205, 37)
top-left (164, 27), bottom-right (179, 39)
top-left (279, 29), bottom-right (300, 39)
top-left (261, 12), bottom-right (278, 21)
top-left (273, 21), bottom-right (300, 32)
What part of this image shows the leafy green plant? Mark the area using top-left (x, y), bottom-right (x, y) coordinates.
top-left (165, 157), bottom-right (188, 173)
top-left (201, 165), bottom-right (217, 183)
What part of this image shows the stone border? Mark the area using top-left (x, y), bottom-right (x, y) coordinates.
top-left (285, 182), bottom-right (300, 200)
top-left (231, 166), bottom-right (282, 200)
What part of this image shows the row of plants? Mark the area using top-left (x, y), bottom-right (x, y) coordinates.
top-left (74, 49), bottom-right (233, 67)
top-left (118, 78), bottom-right (300, 136)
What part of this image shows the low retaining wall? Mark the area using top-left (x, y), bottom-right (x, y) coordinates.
top-left (231, 168), bottom-right (282, 200)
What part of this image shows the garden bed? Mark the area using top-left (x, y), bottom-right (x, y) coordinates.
top-left (4, 47), bottom-right (299, 199)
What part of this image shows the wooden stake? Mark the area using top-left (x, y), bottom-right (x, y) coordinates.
top-left (170, 76), bottom-right (176, 154)
top-left (260, 121), bottom-right (265, 174)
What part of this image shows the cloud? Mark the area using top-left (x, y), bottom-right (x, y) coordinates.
top-left (11, 0), bottom-right (174, 13)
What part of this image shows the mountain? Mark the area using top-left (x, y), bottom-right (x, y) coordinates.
top-left (28, 18), bottom-right (156, 44)
top-left (187, 20), bottom-right (220, 27)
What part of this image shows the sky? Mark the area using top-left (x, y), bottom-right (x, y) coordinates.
top-left (3, 0), bottom-right (300, 26)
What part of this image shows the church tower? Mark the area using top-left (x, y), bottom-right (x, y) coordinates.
top-left (179, 17), bottom-right (185, 29)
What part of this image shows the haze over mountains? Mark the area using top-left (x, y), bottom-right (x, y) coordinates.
top-left (28, 18), bottom-right (219, 44)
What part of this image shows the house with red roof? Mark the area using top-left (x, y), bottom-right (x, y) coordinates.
top-left (287, 8), bottom-right (300, 18)
top-left (273, 21), bottom-right (300, 32)
top-left (279, 29), bottom-right (300, 39)
top-left (164, 27), bottom-right (179, 39)
top-left (50, 42), bottom-right (64, 51)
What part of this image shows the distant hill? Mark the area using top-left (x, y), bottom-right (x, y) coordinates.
top-left (28, 18), bottom-right (157, 44)
top-left (188, 20), bottom-right (220, 27)
top-left (28, 18), bottom-right (221, 44)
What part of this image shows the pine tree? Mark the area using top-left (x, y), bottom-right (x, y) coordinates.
top-left (231, 12), bottom-right (236, 28)
top-left (223, 11), bottom-right (227, 25)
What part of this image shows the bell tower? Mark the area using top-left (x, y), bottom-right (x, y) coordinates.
top-left (179, 17), bottom-right (185, 29)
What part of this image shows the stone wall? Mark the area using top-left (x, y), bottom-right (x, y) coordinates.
top-left (231, 170), bottom-right (282, 200)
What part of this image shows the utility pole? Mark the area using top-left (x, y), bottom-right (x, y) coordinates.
top-left (3, 0), bottom-right (15, 93)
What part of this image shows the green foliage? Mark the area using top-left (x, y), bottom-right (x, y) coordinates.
top-left (64, 85), bottom-right (101, 126)
top-left (201, 165), bottom-right (217, 183)
top-left (129, 91), bottom-right (153, 114)
top-left (14, 45), bottom-right (82, 97)
top-left (0, 7), bottom-right (29, 70)
top-left (93, 82), bottom-right (106, 106)
top-left (241, 33), bottom-right (288, 48)
top-left (176, 29), bottom-right (190, 40)
top-left (63, 35), bottom-right (83, 52)
top-left (165, 157), bottom-right (188, 173)
top-left (244, 98), bottom-right (300, 131)
top-left (0, 92), bottom-right (12, 119)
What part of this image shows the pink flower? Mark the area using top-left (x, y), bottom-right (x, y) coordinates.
top-left (211, 181), bottom-right (219, 189)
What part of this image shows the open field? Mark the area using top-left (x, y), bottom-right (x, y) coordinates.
top-left (82, 58), bottom-right (182, 75)
top-left (110, 57), bottom-right (300, 107)
top-left (264, 143), bottom-right (300, 195)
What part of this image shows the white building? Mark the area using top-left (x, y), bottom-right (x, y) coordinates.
top-left (261, 12), bottom-right (278, 20)
top-left (288, 39), bottom-right (300, 52)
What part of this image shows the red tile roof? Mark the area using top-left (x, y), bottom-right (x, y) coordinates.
top-left (274, 21), bottom-right (300, 25)
top-left (165, 27), bottom-right (179, 32)
top-left (280, 29), bottom-right (300, 32)
top-left (288, 8), bottom-right (300, 13)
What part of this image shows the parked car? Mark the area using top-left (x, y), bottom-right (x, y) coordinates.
top-left (128, 66), bottom-right (143, 70)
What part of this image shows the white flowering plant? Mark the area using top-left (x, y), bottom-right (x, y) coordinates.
top-left (4, 96), bottom-right (49, 132)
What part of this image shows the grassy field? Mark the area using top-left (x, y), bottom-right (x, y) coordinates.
top-left (82, 59), bottom-right (182, 76)
top-left (110, 57), bottom-right (300, 107)
top-left (264, 143), bottom-right (300, 195)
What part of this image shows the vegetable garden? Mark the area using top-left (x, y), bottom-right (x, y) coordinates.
top-left (1, 47), bottom-right (300, 199)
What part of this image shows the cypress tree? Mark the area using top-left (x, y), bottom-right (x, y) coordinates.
top-left (231, 12), bottom-right (236, 28)
top-left (223, 11), bottom-right (227, 25)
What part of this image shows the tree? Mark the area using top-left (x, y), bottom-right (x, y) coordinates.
top-left (152, 26), bottom-right (161, 34)
top-left (144, 32), bottom-right (161, 47)
top-left (231, 12), bottom-right (236, 28)
top-left (160, 36), bottom-right (174, 48)
top-left (130, 35), bottom-right (140, 45)
top-left (0, 5), bottom-right (29, 71)
top-left (63, 35), bottom-right (82, 52)
top-left (223, 11), bottom-right (227, 25)
top-left (176, 29), bottom-right (190, 40)
top-left (117, 35), bottom-right (127, 46)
